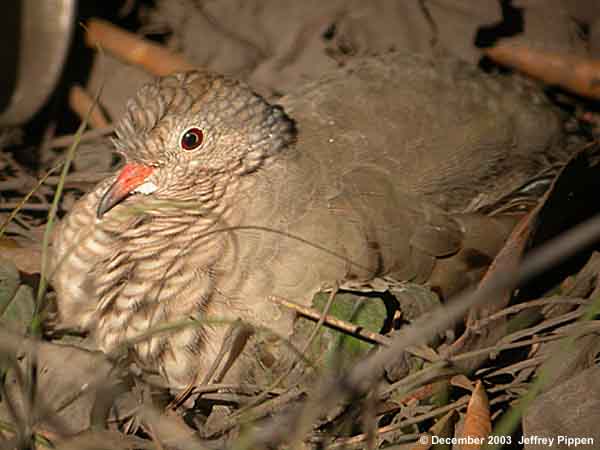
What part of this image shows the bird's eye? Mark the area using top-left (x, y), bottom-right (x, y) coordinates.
top-left (179, 127), bottom-right (204, 151)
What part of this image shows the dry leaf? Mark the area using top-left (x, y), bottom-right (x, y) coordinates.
top-left (1, 248), bottom-right (42, 274)
top-left (450, 374), bottom-right (474, 391)
top-left (459, 381), bottom-right (491, 450)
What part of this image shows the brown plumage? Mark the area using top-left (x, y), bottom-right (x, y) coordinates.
top-left (51, 53), bottom-right (565, 387)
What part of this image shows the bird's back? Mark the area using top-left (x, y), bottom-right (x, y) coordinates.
top-left (280, 52), bottom-right (565, 213)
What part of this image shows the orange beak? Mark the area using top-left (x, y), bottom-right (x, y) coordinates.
top-left (97, 163), bottom-right (154, 218)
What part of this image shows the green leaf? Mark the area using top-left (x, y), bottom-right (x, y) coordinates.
top-left (296, 291), bottom-right (388, 369)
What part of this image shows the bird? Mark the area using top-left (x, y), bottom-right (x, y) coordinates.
top-left (50, 52), bottom-right (566, 388)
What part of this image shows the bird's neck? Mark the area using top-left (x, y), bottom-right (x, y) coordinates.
top-left (91, 172), bottom-right (245, 324)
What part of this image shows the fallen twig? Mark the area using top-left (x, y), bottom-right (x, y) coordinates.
top-left (485, 44), bottom-right (600, 100)
top-left (85, 18), bottom-right (195, 76)
top-left (274, 296), bottom-right (391, 347)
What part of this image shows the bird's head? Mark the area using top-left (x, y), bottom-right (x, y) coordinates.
top-left (97, 71), bottom-right (296, 218)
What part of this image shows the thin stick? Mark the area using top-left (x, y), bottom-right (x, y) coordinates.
top-left (273, 297), bottom-right (392, 347)
top-left (33, 117), bottom-right (89, 322)
top-left (85, 19), bottom-right (195, 76)
top-left (485, 44), bottom-right (600, 100)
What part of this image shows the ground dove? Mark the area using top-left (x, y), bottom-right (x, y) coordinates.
top-left (51, 52), bottom-right (565, 387)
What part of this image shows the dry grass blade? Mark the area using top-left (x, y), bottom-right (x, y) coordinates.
top-left (33, 86), bottom-right (102, 333)
top-left (0, 81), bottom-right (102, 450)
top-left (32, 23), bottom-right (109, 330)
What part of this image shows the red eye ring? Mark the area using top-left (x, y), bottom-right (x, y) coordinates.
top-left (179, 127), bottom-right (204, 151)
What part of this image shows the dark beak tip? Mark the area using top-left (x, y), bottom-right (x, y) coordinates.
top-left (96, 196), bottom-right (111, 220)
top-left (96, 179), bottom-right (124, 219)
top-left (95, 163), bottom-right (155, 219)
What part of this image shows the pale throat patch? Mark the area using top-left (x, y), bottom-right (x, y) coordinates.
top-left (133, 181), bottom-right (158, 195)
